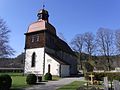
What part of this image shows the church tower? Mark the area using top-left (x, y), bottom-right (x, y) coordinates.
top-left (24, 7), bottom-right (77, 77)
top-left (24, 7), bottom-right (56, 75)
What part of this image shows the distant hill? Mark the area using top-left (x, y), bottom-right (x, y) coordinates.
top-left (0, 53), bottom-right (24, 68)
top-left (1, 52), bottom-right (120, 71)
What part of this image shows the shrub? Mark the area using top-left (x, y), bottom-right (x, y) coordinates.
top-left (86, 72), bottom-right (120, 82)
top-left (84, 62), bottom-right (94, 72)
top-left (44, 73), bottom-right (52, 80)
top-left (0, 74), bottom-right (12, 90)
top-left (94, 73), bottom-right (105, 81)
top-left (26, 74), bottom-right (37, 85)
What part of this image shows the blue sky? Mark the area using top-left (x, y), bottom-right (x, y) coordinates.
top-left (0, 0), bottom-right (120, 57)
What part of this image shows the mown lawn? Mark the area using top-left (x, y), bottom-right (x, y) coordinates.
top-left (11, 75), bottom-right (28, 89)
top-left (57, 81), bottom-right (85, 90)
top-left (0, 73), bottom-right (61, 89)
top-left (0, 73), bottom-right (28, 89)
top-left (0, 73), bottom-right (24, 76)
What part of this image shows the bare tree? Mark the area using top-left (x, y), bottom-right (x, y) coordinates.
top-left (114, 30), bottom-right (120, 67)
top-left (70, 34), bottom-right (84, 70)
top-left (96, 28), bottom-right (114, 71)
top-left (0, 18), bottom-right (14, 58)
top-left (83, 32), bottom-right (96, 69)
top-left (115, 29), bottom-right (120, 54)
top-left (83, 32), bottom-right (95, 59)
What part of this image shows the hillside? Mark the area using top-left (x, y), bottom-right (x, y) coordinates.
top-left (0, 53), bottom-right (24, 68)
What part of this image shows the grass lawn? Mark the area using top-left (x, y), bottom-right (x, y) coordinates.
top-left (0, 73), bottom-right (61, 89)
top-left (0, 73), bottom-right (24, 76)
top-left (57, 81), bottom-right (85, 90)
top-left (11, 75), bottom-right (28, 89)
top-left (52, 75), bottom-right (60, 81)
top-left (0, 73), bottom-right (28, 89)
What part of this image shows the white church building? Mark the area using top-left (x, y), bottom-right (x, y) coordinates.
top-left (24, 8), bottom-right (77, 77)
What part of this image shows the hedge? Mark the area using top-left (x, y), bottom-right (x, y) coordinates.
top-left (0, 74), bottom-right (12, 90)
top-left (85, 72), bottom-right (120, 81)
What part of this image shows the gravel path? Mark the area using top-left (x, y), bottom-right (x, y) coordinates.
top-left (24, 77), bottom-right (84, 90)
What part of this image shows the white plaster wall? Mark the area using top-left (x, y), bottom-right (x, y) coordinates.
top-left (61, 65), bottom-right (70, 77)
top-left (44, 53), bottom-right (60, 76)
top-left (24, 47), bottom-right (70, 77)
top-left (24, 48), bottom-right (44, 75)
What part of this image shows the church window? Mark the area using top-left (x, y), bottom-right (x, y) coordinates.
top-left (36, 35), bottom-right (40, 42)
top-left (31, 52), bottom-right (36, 67)
top-left (31, 34), bottom-right (40, 42)
top-left (31, 35), bottom-right (35, 42)
top-left (48, 64), bottom-right (51, 73)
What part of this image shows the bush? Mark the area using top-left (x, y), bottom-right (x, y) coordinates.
top-left (0, 74), bottom-right (12, 90)
top-left (44, 73), bottom-right (52, 80)
top-left (94, 73), bottom-right (105, 81)
top-left (107, 73), bottom-right (120, 81)
top-left (26, 74), bottom-right (37, 85)
top-left (84, 62), bottom-right (94, 72)
top-left (86, 72), bottom-right (120, 82)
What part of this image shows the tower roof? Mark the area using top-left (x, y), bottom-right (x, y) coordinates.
top-left (26, 8), bottom-right (56, 35)
top-left (27, 21), bottom-right (56, 35)
top-left (37, 9), bottom-right (49, 21)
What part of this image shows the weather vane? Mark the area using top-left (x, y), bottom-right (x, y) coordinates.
top-left (42, 0), bottom-right (45, 9)
top-left (43, 4), bottom-right (45, 9)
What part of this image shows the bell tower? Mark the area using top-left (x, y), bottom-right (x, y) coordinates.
top-left (37, 8), bottom-right (49, 22)
top-left (24, 5), bottom-right (77, 77)
top-left (24, 6), bottom-right (57, 75)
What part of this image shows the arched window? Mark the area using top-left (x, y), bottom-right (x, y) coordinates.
top-left (31, 52), bottom-right (36, 67)
top-left (48, 64), bottom-right (51, 73)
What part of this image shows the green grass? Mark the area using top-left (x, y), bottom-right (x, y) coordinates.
top-left (52, 76), bottom-right (60, 81)
top-left (0, 73), bottom-right (61, 89)
top-left (11, 75), bottom-right (28, 89)
top-left (57, 81), bottom-right (85, 90)
top-left (0, 73), bottom-right (24, 76)
top-left (0, 73), bottom-right (28, 89)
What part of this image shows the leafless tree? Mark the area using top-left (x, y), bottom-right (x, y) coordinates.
top-left (70, 34), bottom-right (84, 69)
top-left (83, 32), bottom-right (95, 59)
top-left (83, 32), bottom-right (96, 68)
top-left (114, 30), bottom-right (120, 67)
top-left (115, 29), bottom-right (120, 54)
top-left (0, 18), bottom-right (14, 58)
top-left (96, 28), bottom-right (114, 71)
